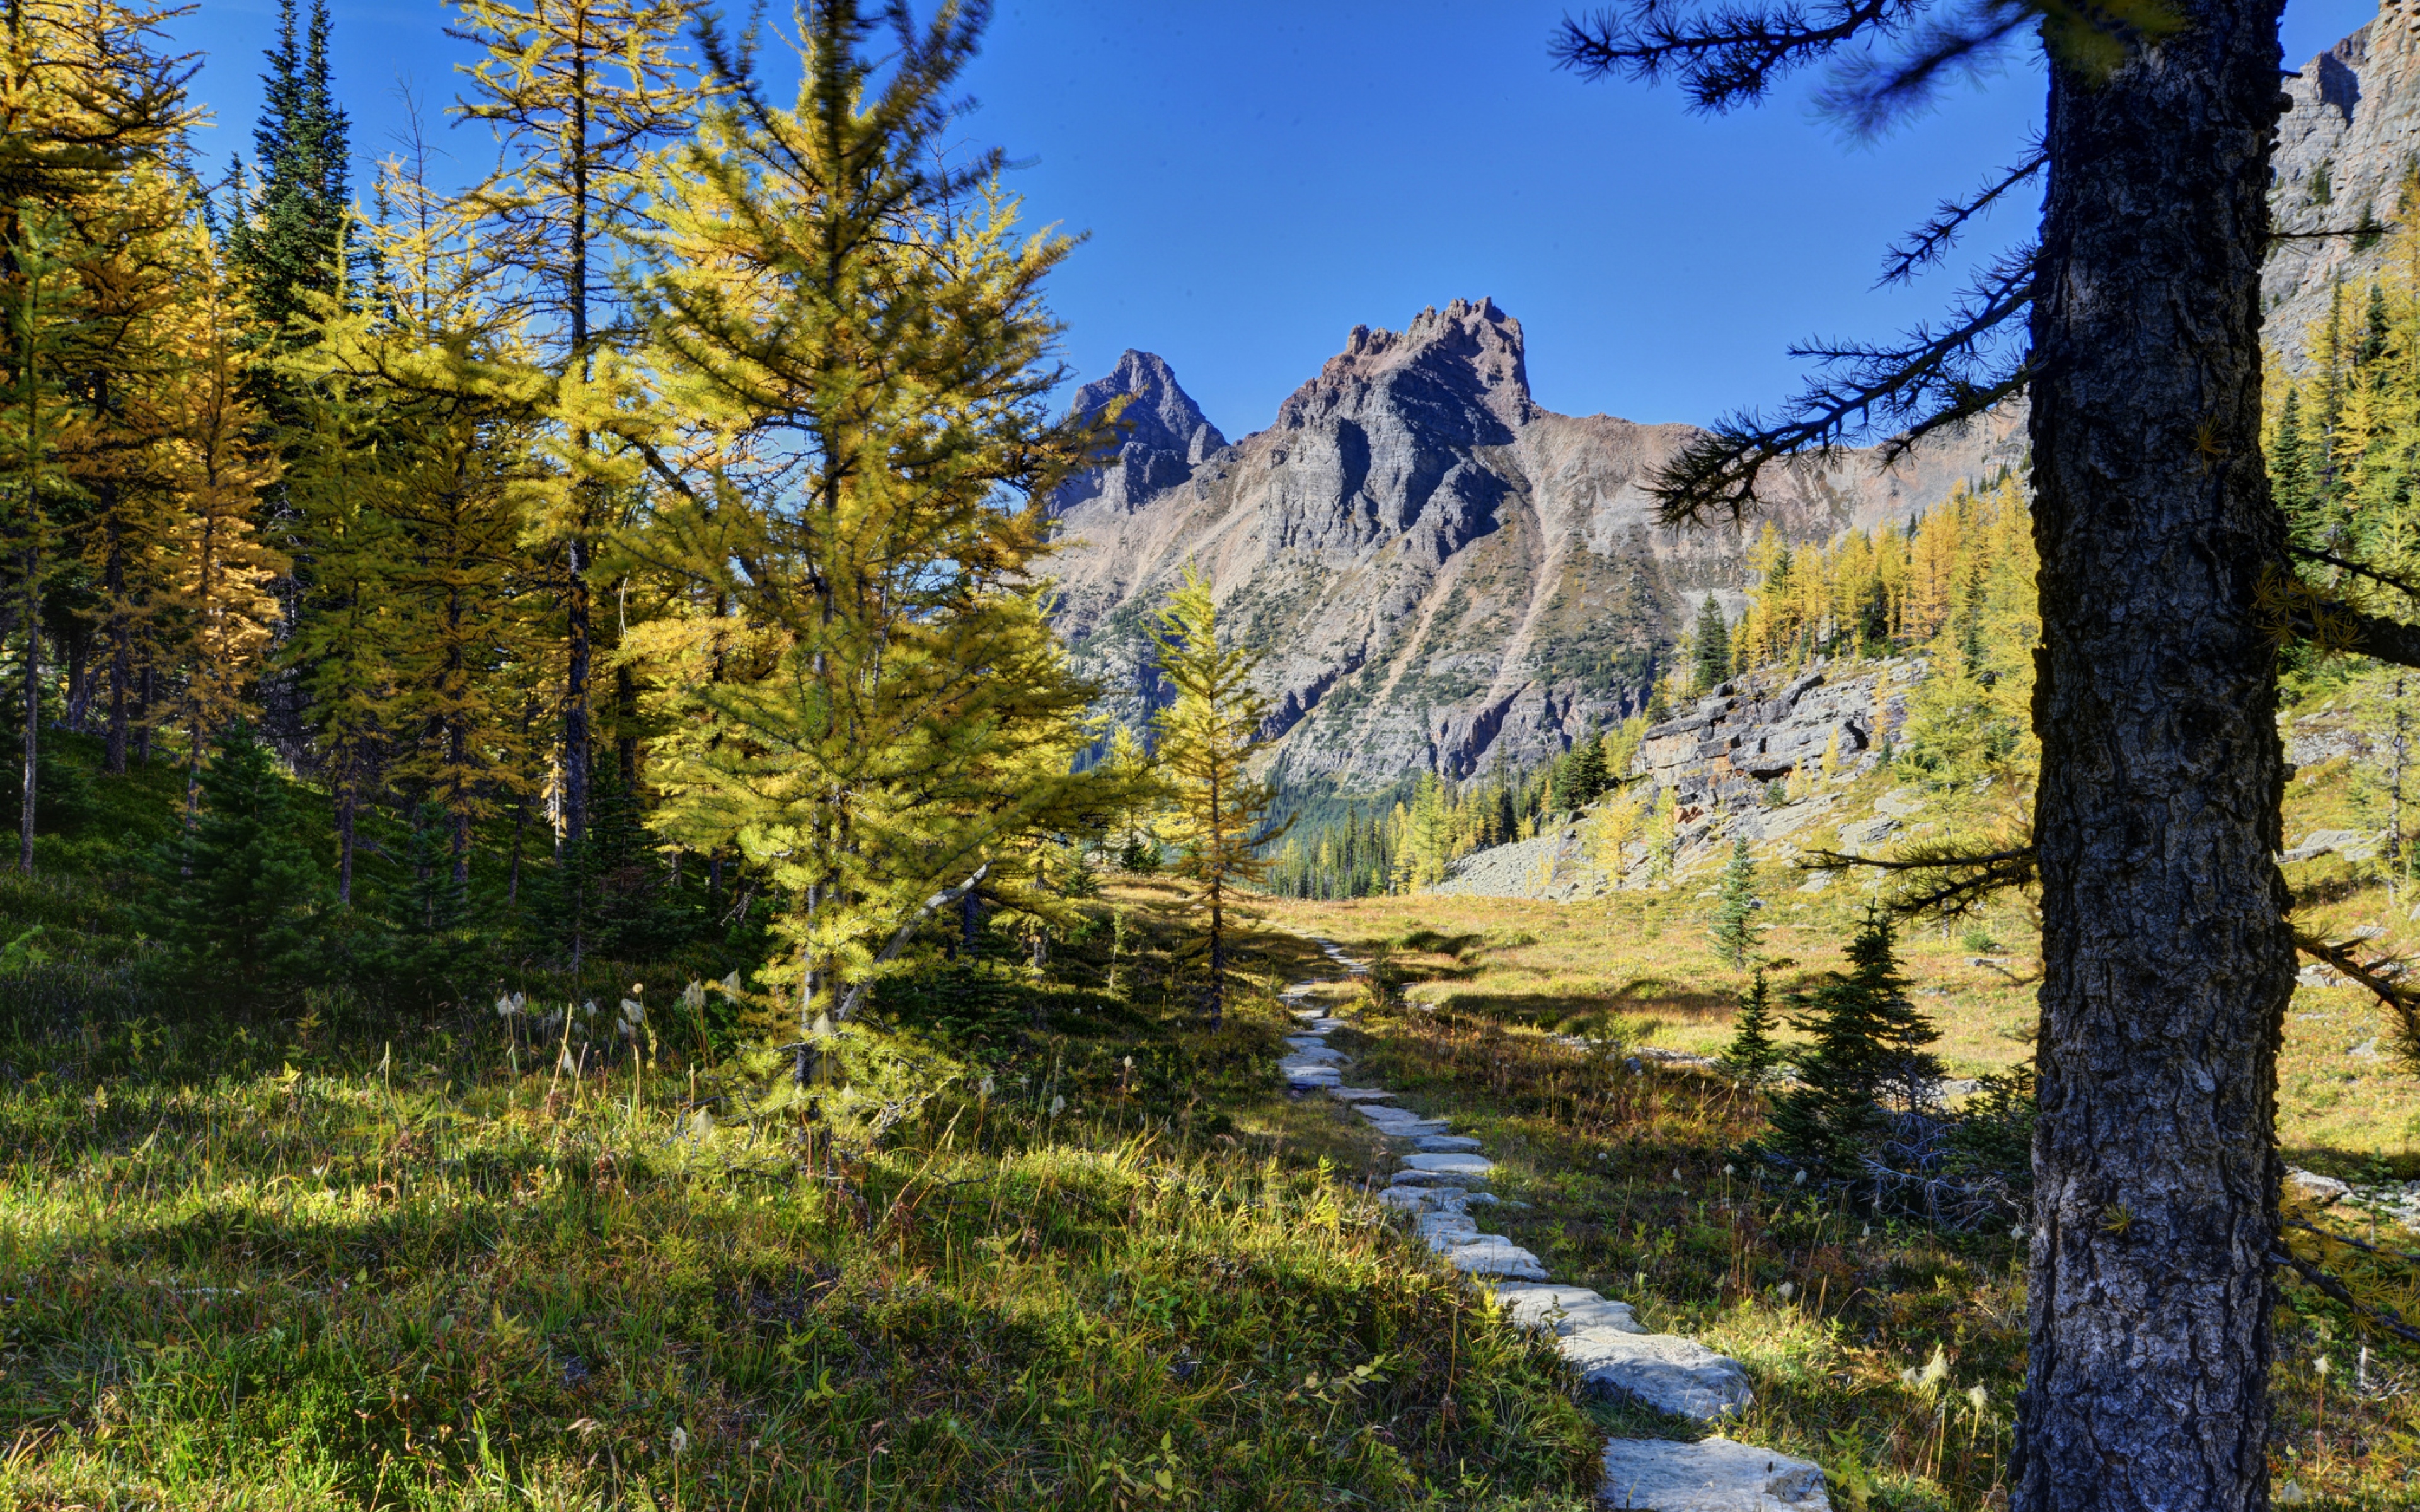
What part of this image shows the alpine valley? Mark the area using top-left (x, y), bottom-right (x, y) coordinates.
top-left (1042, 297), bottom-right (2022, 794)
top-left (1048, 1), bottom-right (2420, 801)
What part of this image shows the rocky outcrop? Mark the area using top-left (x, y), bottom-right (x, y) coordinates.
top-left (1598, 1438), bottom-right (1831, 1511)
top-left (1635, 660), bottom-right (1922, 825)
top-left (2267, 1), bottom-right (2420, 370)
top-left (1046, 300), bottom-right (2019, 789)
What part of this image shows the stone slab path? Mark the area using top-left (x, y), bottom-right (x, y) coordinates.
top-left (1279, 936), bottom-right (1829, 1512)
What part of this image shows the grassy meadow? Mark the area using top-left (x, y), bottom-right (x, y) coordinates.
top-left (0, 875), bottom-right (1603, 1512)
top-left (6, 743), bottom-right (2420, 1508)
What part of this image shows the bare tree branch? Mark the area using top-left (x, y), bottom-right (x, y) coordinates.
top-left (1551, 0), bottom-right (1916, 113)
top-left (1800, 842), bottom-right (2037, 916)
top-left (1650, 244), bottom-right (2036, 522)
top-left (1879, 142), bottom-right (2045, 286)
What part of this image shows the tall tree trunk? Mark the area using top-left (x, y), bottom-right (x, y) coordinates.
top-left (135, 665), bottom-right (154, 765)
top-left (105, 515), bottom-right (128, 776)
top-left (616, 661), bottom-right (638, 788)
top-left (62, 620), bottom-right (86, 732)
top-left (336, 777), bottom-right (356, 907)
top-left (563, 533), bottom-right (591, 847)
top-left (18, 567), bottom-right (36, 877)
top-left (2020, 4), bottom-right (2291, 1507)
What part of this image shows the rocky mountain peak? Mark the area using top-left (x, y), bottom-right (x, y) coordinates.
top-left (1276, 295), bottom-right (1536, 437)
top-left (2267, 0), bottom-right (2420, 369)
top-left (1048, 350), bottom-right (1226, 515)
top-left (1042, 295), bottom-right (2024, 792)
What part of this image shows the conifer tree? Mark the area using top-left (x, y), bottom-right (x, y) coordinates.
top-left (1690, 592), bottom-right (1729, 692)
top-left (1151, 566), bottom-right (1289, 1022)
top-left (449, 0), bottom-right (705, 849)
top-left (2271, 386), bottom-right (2312, 519)
top-left (230, 0), bottom-right (351, 342)
top-left (142, 723), bottom-right (328, 988)
top-left (633, 0), bottom-right (1106, 1066)
top-left (1719, 967), bottom-right (1782, 1087)
top-left (1, 0), bottom-right (197, 865)
top-left (1766, 910), bottom-right (1940, 1176)
top-left (156, 227), bottom-right (285, 818)
top-left (1707, 832), bottom-right (1759, 968)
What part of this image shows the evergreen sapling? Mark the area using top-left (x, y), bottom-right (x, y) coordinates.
top-left (1708, 833), bottom-right (1760, 968)
top-left (1765, 910), bottom-right (1942, 1177)
top-left (1720, 968), bottom-right (1783, 1087)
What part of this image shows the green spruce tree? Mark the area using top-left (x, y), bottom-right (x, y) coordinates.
top-left (143, 724), bottom-right (330, 990)
top-left (1719, 968), bottom-right (1783, 1087)
top-left (1691, 593), bottom-right (1731, 693)
top-left (1708, 833), bottom-right (1760, 968)
top-left (1766, 910), bottom-right (1941, 1176)
top-left (231, 0), bottom-right (352, 341)
top-left (2271, 386), bottom-right (2312, 520)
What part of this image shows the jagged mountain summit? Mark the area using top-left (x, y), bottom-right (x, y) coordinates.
top-left (1049, 350), bottom-right (1228, 515)
top-left (2268, 0), bottom-right (2420, 369)
top-left (1044, 297), bottom-right (2019, 790)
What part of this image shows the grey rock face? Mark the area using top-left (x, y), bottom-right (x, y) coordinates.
top-left (1598, 1437), bottom-right (1829, 1511)
top-left (2288, 1167), bottom-right (2353, 1206)
top-left (1046, 299), bottom-right (2020, 788)
top-left (1634, 660), bottom-right (1920, 822)
top-left (2268, 5), bottom-right (2420, 374)
top-left (1049, 349), bottom-right (1230, 516)
top-left (1565, 1329), bottom-right (1757, 1421)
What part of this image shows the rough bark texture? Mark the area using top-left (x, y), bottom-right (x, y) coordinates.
top-left (2020, 3), bottom-right (2292, 1507)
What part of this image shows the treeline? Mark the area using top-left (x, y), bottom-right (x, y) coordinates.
top-left (1, 0), bottom-right (1278, 1038)
top-left (1263, 719), bottom-right (1648, 898)
top-left (1266, 475), bottom-right (2041, 898)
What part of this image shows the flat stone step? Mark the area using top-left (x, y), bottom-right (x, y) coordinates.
top-left (1401, 1152), bottom-right (1494, 1177)
top-left (1297, 1017), bottom-right (1349, 1033)
top-left (1414, 1134), bottom-right (1485, 1153)
top-left (1565, 1331), bottom-right (1755, 1422)
top-left (1492, 1283), bottom-right (1647, 1337)
top-left (1387, 1168), bottom-right (1476, 1188)
top-left (1282, 1044), bottom-right (1345, 1065)
top-left (1439, 1236), bottom-right (1548, 1280)
top-left (1326, 1086), bottom-right (1397, 1102)
top-left (1282, 1065), bottom-right (1342, 1087)
top-left (1598, 1436), bottom-right (1827, 1510)
top-left (1284, 1036), bottom-right (1335, 1053)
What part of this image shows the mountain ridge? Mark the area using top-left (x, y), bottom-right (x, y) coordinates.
top-left (1044, 298), bottom-right (2022, 790)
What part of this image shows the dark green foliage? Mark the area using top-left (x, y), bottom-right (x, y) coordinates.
top-left (1719, 968), bottom-right (1783, 1085)
top-left (1766, 910), bottom-right (1942, 1176)
top-left (1690, 593), bottom-right (1730, 694)
top-left (1707, 833), bottom-right (1759, 967)
top-left (141, 726), bottom-right (330, 992)
top-left (2362, 280), bottom-right (2393, 372)
top-left (1556, 735), bottom-right (1610, 811)
top-left (229, 0), bottom-right (352, 340)
top-left (1945, 1065), bottom-right (2039, 1198)
top-left (2273, 387), bottom-right (2312, 518)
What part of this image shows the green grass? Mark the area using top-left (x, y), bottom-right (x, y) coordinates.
top-left (1262, 878), bottom-right (2420, 1509)
top-left (0, 885), bottom-right (1601, 1511)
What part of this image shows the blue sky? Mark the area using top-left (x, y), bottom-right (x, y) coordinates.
top-left (168, 0), bottom-right (2380, 437)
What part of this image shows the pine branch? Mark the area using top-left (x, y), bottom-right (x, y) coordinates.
top-left (1649, 244), bottom-right (2036, 522)
top-left (1798, 843), bottom-right (2037, 917)
top-left (1551, 0), bottom-right (1922, 113)
top-left (2290, 928), bottom-right (2420, 1063)
top-left (2272, 1247), bottom-right (2420, 1347)
top-left (2283, 1217), bottom-right (2420, 1271)
top-left (2288, 545), bottom-right (2420, 604)
top-left (1878, 142), bottom-right (2045, 287)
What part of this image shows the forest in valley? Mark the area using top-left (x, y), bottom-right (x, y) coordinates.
top-left (0, 0), bottom-right (1284, 1055)
top-left (11, 0), bottom-right (2420, 1509)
